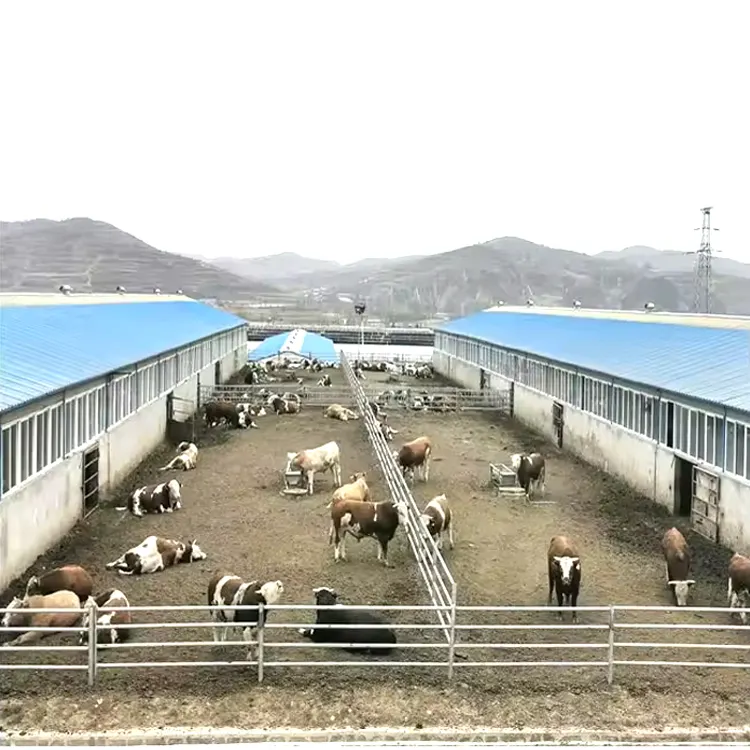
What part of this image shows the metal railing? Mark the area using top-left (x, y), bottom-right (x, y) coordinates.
top-left (3, 603), bottom-right (750, 687)
top-left (364, 385), bottom-right (511, 412)
top-left (341, 352), bottom-right (459, 670)
top-left (199, 384), bottom-right (357, 408)
top-left (349, 351), bottom-right (434, 364)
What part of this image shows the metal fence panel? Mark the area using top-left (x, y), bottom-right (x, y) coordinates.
top-left (199, 384), bottom-right (356, 408)
top-left (364, 385), bottom-right (511, 413)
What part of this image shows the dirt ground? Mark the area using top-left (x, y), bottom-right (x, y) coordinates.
top-left (2, 364), bottom-right (750, 735)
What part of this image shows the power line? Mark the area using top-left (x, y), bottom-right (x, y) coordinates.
top-left (686, 206), bottom-right (720, 314)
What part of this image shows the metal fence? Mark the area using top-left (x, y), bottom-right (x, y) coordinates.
top-left (350, 351), bottom-right (433, 364)
top-left (3, 603), bottom-right (750, 687)
top-left (199, 384), bottom-right (356, 408)
top-left (363, 385), bottom-right (511, 412)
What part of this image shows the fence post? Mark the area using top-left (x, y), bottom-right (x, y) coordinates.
top-left (607, 605), bottom-right (615, 686)
top-left (447, 595), bottom-right (458, 681)
top-left (257, 603), bottom-right (265, 684)
top-left (87, 601), bottom-right (98, 687)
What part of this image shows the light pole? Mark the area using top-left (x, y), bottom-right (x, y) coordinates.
top-left (354, 301), bottom-right (366, 361)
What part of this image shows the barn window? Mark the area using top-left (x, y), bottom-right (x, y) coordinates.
top-left (714, 416), bottom-right (725, 469)
top-left (1, 423), bottom-right (19, 493)
top-left (705, 415), bottom-right (715, 465)
top-left (726, 421), bottom-right (736, 474)
top-left (50, 405), bottom-right (62, 463)
top-left (35, 411), bottom-right (48, 473)
top-left (19, 417), bottom-right (32, 483)
top-left (688, 410), bottom-right (698, 457)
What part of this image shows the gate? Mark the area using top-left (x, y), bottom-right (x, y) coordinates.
top-left (166, 392), bottom-right (198, 444)
top-left (691, 466), bottom-right (720, 542)
top-left (82, 445), bottom-right (99, 516)
top-left (552, 401), bottom-right (564, 448)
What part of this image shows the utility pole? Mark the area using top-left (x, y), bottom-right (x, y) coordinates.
top-left (691, 206), bottom-right (720, 314)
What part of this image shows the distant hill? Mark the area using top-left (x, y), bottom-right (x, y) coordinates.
top-left (0, 218), bottom-right (278, 299)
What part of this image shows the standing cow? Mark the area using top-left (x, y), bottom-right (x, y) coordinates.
top-left (547, 535), bottom-right (581, 621)
top-left (727, 552), bottom-right (750, 624)
top-left (510, 452), bottom-right (546, 500)
top-left (661, 527), bottom-right (695, 607)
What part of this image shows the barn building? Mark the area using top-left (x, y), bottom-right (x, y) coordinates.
top-left (433, 306), bottom-right (750, 551)
top-left (0, 292), bottom-right (248, 590)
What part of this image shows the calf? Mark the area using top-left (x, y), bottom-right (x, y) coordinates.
top-left (298, 586), bottom-right (396, 655)
top-left (419, 494), bottom-right (454, 551)
top-left (105, 535), bottom-right (207, 575)
top-left (287, 440), bottom-right (341, 495)
top-left (78, 589), bottom-right (132, 646)
top-left (207, 571), bottom-right (284, 659)
top-left (116, 479), bottom-right (182, 518)
top-left (159, 441), bottom-right (198, 471)
top-left (510, 452), bottom-right (546, 500)
top-left (547, 535), bottom-right (582, 621)
top-left (1, 591), bottom-right (81, 647)
top-left (25, 565), bottom-right (93, 603)
top-left (331, 472), bottom-right (370, 504)
top-left (661, 527), bottom-right (695, 607)
top-left (727, 552), bottom-right (750, 624)
top-left (325, 403), bottom-right (359, 422)
top-left (393, 436), bottom-right (432, 483)
top-left (204, 400), bottom-right (249, 429)
top-left (328, 497), bottom-right (407, 567)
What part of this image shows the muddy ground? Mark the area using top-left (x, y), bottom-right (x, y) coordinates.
top-left (2, 364), bottom-right (749, 735)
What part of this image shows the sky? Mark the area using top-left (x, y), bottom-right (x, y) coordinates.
top-left (1, 1), bottom-right (749, 264)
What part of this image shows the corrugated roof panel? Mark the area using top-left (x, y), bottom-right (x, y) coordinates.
top-left (436, 310), bottom-right (750, 413)
top-left (248, 328), bottom-right (338, 362)
top-left (0, 300), bottom-right (247, 413)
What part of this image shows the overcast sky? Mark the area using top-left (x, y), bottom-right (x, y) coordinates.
top-left (1, 1), bottom-right (748, 263)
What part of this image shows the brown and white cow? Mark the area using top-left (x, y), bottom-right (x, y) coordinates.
top-left (419, 494), bottom-right (454, 551)
top-left (1, 590), bottom-right (81, 647)
top-left (661, 527), bottom-right (695, 607)
top-left (393, 436), bottom-right (432, 483)
top-left (325, 404), bottom-right (359, 422)
top-left (510, 452), bottom-right (546, 500)
top-left (207, 571), bottom-right (284, 659)
top-left (25, 565), bottom-right (94, 603)
top-left (204, 401), bottom-right (249, 429)
top-left (331, 472), bottom-right (370, 504)
top-left (78, 589), bottom-right (132, 646)
top-left (159, 441), bottom-right (198, 471)
top-left (272, 396), bottom-right (301, 415)
top-left (547, 535), bottom-right (582, 621)
top-left (287, 441), bottom-right (341, 495)
top-left (116, 479), bottom-right (182, 517)
top-left (727, 552), bottom-right (750, 624)
top-left (105, 535), bottom-right (207, 575)
top-left (327, 498), bottom-right (408, 567)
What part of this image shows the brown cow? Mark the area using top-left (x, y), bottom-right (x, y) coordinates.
top-left (204, 401), bottom-right (248, 429)
top-left (1, 590), bottom-right (81, 647)
top-left (393, 436), bottom-right (432, 483)
top-left (661, 527), bottom-right (695, 607)
top-left (25, 565), bottom-right (93, 603)
top-left (728, 552), bottom-right (750, 624)
top-left (547, 535), bottom-right (582, 621)
top-left (330, 472), bottom-right (370, 504)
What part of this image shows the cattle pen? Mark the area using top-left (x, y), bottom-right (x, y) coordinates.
top-left (2, 353), bottom-right (750, 719)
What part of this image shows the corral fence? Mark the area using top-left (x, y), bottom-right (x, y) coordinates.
top-left (363, 384), bottom-right (511, 413)
top-left (3, 603), bottom-right (750, 687)
top-left (350, 350), bottom-right (433, 364)
top-left (198, 383), bottom-right (357, 408)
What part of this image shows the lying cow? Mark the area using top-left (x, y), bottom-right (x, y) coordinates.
top-left (328, 497), bottom-right (407, 567)
top-left (727, 552), bottom-right (750, 624)
top-left (317, 374), bottom-right (333, 387)
top-left (116, 479), bottom-right (182, 518)
top-left (661, 527), bottom-right (695, 607)
top-left (298, 586), bottom-right (396, 655)
top-left (393, 436), bottom-right (432, 483)
top-left (331, 472), bottom-right (370, 504)
top-left (25, 564), bottom-right (93, 603)
top-left (105, 535), bottom-right (207, 575)
top-left (510, 452), bottom-right (546, 500)
top-left (271, 396), bottom-right (301, 415)
top-left (325, 403), bottom-right (359, 422)
top-left (420, 494), bottom-right (454, 552)
top-left (547, 535), bottom-right (581, 621)
top-left (236, 402), bottom-right (266, 420)
top-left (1, 591), bottom-right (81, 647)
top-left (287, 441), bottom-right (341, 495)
top-left (207, 571), bottom-right (284, 659)
top-left (79, 589), bottom-right (132, 646)
top-left (204, 401), bottom-right (249, 429)
top-left (159, 441), bottom-right (198, 471)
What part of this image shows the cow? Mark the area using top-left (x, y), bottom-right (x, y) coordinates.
top-left (727, 552), bottom-right (750, 624)
top-left (661, 527), bottom-right (695, 607)
top-left (419, 494), bottom-right (454, 552)
top-left (25, 565), bottom-right (94, 603)
top-left (236, 403), bottom-right (263, 424)
top-left (105, 535), bottom-right (207, 575)
top-left (116, 479), bottom-right (182, 518)
top-left (159, 441), bottom-right (198, 471)
top-left (207, 571), bottom-right (284, 659)
top-left (317, 374), bottom-right (333, 387)
top-left (271, 396), bottom-right (301, 415)
top-left (287, 441), bottom-right (341, 495)
top-left (331, 472), bottom-right (370, 504)
top-left (204, 401), bottom-right (249, 429)
top-left (1, 590), bottom-right (81, 647)
top-left (327, 497), bottom-right (407, 567)
top-left (378, 419), bottom-right (397, 442)
top-left (393, 436), bottom-right (432, 483)
top-left (298, 586), bottom-right (396, 655)
top-left (368, 400), bottom-right (382, 419)
top-left (324, 404), bottom-right (359, 422)
top-left (547, 535), bottom-right (582, 621)
top-left (78, 589), bottom-right (132, 646)
top-left (510, 452), bottom-right (546, 500)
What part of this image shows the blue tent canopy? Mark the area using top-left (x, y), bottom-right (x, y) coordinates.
top-left (249, 328), bottom-right (338, 363)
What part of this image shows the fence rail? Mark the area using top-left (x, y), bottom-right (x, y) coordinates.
top-left (3, 603), bottom-right (750, 686)
top-left (199, 384), bottom-right (356, 408)
top-left (364, 385), bottom-right (511, 412)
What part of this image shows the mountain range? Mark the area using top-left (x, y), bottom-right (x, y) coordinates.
top-left (2, 218), bottom-right (749, 317)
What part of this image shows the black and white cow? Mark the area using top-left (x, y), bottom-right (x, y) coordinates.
top-left (510, 452), bottom-right (546, 500)
top-left (298, 586), bottom-right (396, 655)
top-left (116, 479), bottom-right (182, 517)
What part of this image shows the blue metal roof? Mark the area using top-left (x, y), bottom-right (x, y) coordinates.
top-left (436, 310), bottom-right (750, 413)
top-left (249, 328), bottom-right (338, 362)
top-left (0, 300), bottom-right (247, 413)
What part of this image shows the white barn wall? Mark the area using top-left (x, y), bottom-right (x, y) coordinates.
top-left (717, 478), bottom-right (750, 553)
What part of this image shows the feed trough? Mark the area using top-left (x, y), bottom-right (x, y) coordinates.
top-left (282, 457), bottom-right (309, 496)
top-left (488, 462), bottom-right (526, 498)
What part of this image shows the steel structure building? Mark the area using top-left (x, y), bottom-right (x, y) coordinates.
top-left (433, 305), bottom-right (750, 551)
top-left (0, 293), bottom-right (248, 590)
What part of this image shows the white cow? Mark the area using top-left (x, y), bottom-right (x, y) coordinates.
top-left (159, 442), bottom-right (198, 471)
top-left (287, 441), bottom-right (342, 495)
